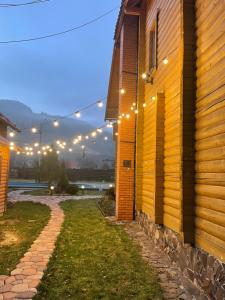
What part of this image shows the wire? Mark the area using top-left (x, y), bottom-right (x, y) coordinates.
top-left (0, 0), bottom-right (49, 7)
top-left (0, 6), bottom-right (118, 44)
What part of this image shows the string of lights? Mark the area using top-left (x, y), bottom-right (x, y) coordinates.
top-left (0, 6), bottom-right (119, 44)
top-left (0, 0), bottom-right (49, 7)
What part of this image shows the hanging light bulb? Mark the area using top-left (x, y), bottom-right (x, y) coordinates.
top-left (134, 109), bottom-right (139, 114)
top-left (69, 148), bottom-right (72, 152)
top-left (49, 148), bottom-right (53, 152)
top-left (97, 128), bottom-right (103, 133)
top-left (104, 136), bottom-right (108, 141)
top-left (30, 152), bottom-right (34, 156)
top-left (78, 135), bottom-right (82, 141)
top-left (126, 114), bottom-right (130, 119)
top-left (132, 102), bottom-right (136, 106)
top-left (34, 143), bottom-right (39, 147)
top-left (10, 146), bottom-right (14, 151)
top-left (9, 132), bottom-right (15, 138)
top-left (56, 140), bottom-right (60, 145)
top-left (31, 127), bottom-right (37, 133)
top-left (75, 111), bottom-right (81, 118)
top-left (85, 135), bottom-right (89, 140)
top-left (120, 88), bottom-right (125, 95)
top-left (73, 139), bottom-right (79, 144)
top-left (151, 96), bottom-right (156, 101)
top-left (56, 150), bottom-right (60, 154)
top-left (81, 145), bottom-right (85, 149)
top-left (163, 57), bottom-right (169, 65)
top-left (10, 142), bottom-right (14, 146)
top-left (91, 131), bottom-right (97, 137)
top-left (115, 132), bottom-right (118, 136)
top-left (143, 103), bottom-right (147, 108)
top-left (131, 107), bottom-right (134, 111)
top-left (42, 146), bottom-right (46, 151)
top-left (37, 151), bottom-right (41, 155)
top-left (53, 120), bottom-right (59, 127)
top-left (97, 100), bottom-right (103, 108)
top-left (16, 151), bottom-right (21, 155)
top-left (25, 146), bottom-right (29, 151)
top-left (107, 123), bottom-right (113, 128)
top-left (117, 120), bottom-right (121, 124)
top-left (43, 151), bottom-right (47, 156)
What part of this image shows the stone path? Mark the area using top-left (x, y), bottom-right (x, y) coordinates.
top-left (123, 222), bottom-right (209, 300)
top-left (0, 191), bottom-right (101, 300)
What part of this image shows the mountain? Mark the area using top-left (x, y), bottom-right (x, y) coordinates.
top-left (0, 100), bottom-right (114, 168)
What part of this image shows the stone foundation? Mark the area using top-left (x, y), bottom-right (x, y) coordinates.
top-left (136, 211), bottom-right (225, 300)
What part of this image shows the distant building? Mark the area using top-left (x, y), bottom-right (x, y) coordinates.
top-left (0, 113), bottom-right (20, 214)
top-left (106, 0), bottom-right (225, 297)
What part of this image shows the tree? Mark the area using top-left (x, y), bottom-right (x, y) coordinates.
top-left (40, 147), bottom-right (60, 187)
top-left (57, 161), bottom-right (69, 193)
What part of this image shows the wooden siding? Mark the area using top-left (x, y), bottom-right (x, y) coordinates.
top-left (0, 141), bottom-right (9, 214)
top-left (195, 0), bottom-right (225, 262)
top-left (140, 0), bottom-right (183, 232)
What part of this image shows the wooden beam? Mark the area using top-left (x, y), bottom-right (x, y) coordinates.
top-left (125, 7), bottom-right (141, 16)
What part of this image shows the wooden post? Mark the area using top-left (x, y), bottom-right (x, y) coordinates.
top-left (181, 0), bottom-right (196, 243)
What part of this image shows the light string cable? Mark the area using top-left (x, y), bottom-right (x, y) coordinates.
top-left (0, 0), bottom-right (50, 8)
top-left (0, 5), bottom-right (119, 43)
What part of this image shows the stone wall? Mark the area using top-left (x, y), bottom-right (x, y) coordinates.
top-left (136, 211), bottom-right (225, 300)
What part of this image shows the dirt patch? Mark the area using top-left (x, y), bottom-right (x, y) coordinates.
top-left (0, 231), bottom-right (20, 246)
top-left (0, 220), bottom-right (19, 225)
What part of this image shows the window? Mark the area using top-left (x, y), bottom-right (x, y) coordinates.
top-left (149, 11), bottom-right (159, 73)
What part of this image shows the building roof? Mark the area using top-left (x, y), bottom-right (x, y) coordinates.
top-left (0, 113), bottom-right (20, 132)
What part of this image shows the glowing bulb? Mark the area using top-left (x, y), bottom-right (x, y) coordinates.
top-left (120, 88), bottom-right (125, 95)
top-left (16, 151), bottom-right (21, 155)
top-left (30, 152), bottom-right (34, 156)
top-left (56, 150), bottom-right (60, 154)
top-left (151, 96), bottom-right (156, 101)
top-left (9, 132), bottom-right (15, 138)
top-left (91, 131), bottom-right (96, 137)
top-left (115, 132), bottom-right (118, 136)
top-left (126, 114), bottom-right (130, 119)
top-left (117, 120), bottom-right (121, 124)
top-left (49, 149), bottom-right (53, 152)
top-left (78, 135), bottom-right (82, 141)
top-left (119, 115), bottom-right (122, 119)
top-left (29, 147), bottom-right (33, 151)
top-left (43, 152), bottom-right (47, 156)
top-left (10, 146), bottom-right (14, 150)
top-left (25, 147), bottom-right (29, 151)
top-left (75, 111), bottom-right (81, 118)
top-left (132, 102), bottom-right (136, 106)
top-left (31, 127), bottom-right (37, 133)
top-left (53, 120), bottom-right (59, 127)
top-left (85, 135), bottom-right (89, 140)
top-left (142, 73), bottom-right (147, 79)
top-left (34, 143), bottom-right (39, 147)
top-left (10, 142), bottom-right (14, 146)
top-left (37, 151), bottom-right (41, 155)
top-left (97, 100), bottom-right (103, 108)
top-left (131, 107), bottom-right (134, 111)
top-left (143, 103), bottom-right (146, 108)
top-left (42, 147), bottom-right (46, 151)
top-left (73, 139), bottom-right (78, 144)
top-left (104, 136), bottom-right (108, 141)
top-left (107, 123), bottom-right (113, 128)
top-left (134, 109), bottom-right (139, 114)
top-left (69, 148), bottom-right (72, 152)
top-left (63, 142), bottom-right (66, 146)
top-left (97, 128), bottom-right (103, 133)
top-left (163, 57), bottom-right (169, 65)
top-left (56, 140), bottom-right (60, 145)
top-left (81, 145), bottom-right (85, 149)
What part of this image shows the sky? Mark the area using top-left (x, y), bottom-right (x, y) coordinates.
top-left (0, 0), bottom-right (120, 125)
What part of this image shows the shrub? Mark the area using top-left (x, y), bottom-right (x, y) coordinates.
top-left (66, 185), bottom-right (79, 195)
top-left (105, 187), bottom-right (115, 200)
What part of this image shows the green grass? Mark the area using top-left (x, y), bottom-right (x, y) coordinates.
top-left (0, 202), bottom-right (50, 275)
top-left (35, 200), bottom-right (163, 300)
top-left (22, 189), bottom-right (50, 196)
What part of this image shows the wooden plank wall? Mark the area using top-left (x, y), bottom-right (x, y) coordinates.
top-left (0, 142), bottom-right (9, 214)
top-left (141, 0), bottom-right (182, 233)
top-left (195, 0), bottom-right (225, 261)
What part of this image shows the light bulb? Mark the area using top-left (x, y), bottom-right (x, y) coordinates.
top-left (85, 135), bottom-right (89, 140)
top-left (31, 127), bottom-right (37, 133)
top-left (97, 101), bottom-right (103, 108)
top-left (131, 107), bottom-right (134, 111)
top-left (126, 114), bottom-right (130, 119)
top-left (10, 142), bottom-right (14, 146)
top-left (143, 103), bottom-right (146, 108)
top-left (142, 73), bottom-right (147, 79)
top-left (151, 96), bottom-right (156, 101)
top-left (163, 57), bottom-right (169, 65)
top-left (56, 150), bottom-right (60, 154)
top-left (120, 88), bottom-right (125, 94)
top-left (115, 132), bottom-right (118, 136)
top-left (134, 109), bottom-right (139, 114)
top-left (97, 128), bottom-right (103, 133)
top-left (117, 120), bottom-right (121, 124)
top-left (53, 120), bottom-right (59, 127)
top-left (81, 145), bottom-right (85, 149)
top-left (34, 143), bottom-right (39, 147)
top-left (69, 148), bottom-right (72, 152)
top-left (9, 132), bottom-right (15, 138)
top-left (56, 140), bottom-right (60, 145)
top-left (104, 136), bottom-right (108, 141)
top-left (75, 111), bottom-right (81, 118)
top-left (91, 131), bottom-right (96, 137)
top-left (78, 135), bottom-right (82, 141)
top-left (17, 151), bottom-right (21, 155)
top-left (10, 146), bottom-right (14, 150)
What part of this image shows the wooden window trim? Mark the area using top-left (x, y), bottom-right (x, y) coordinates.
top-left (148, 10), bottom-right (159, 80)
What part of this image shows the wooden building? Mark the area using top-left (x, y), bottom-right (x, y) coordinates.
top-left (106, 0), bottom-right (225, 297)
top-left (0, 113), bottom-right (19, 214)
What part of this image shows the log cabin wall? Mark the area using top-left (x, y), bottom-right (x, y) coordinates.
top-left (195, 0), bottom-right (225, 262)
top-left (0, 139), bottom-right (9, 215)
top-left (139, 0), bottom-right (183, 233)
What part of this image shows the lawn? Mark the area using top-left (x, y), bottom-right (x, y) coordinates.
top-left (35, 200), bottom-right (163, 300)
top-left (0, 202), bottom-right (50, 275)
top-left (22, 188), bottom-right (103, 196)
